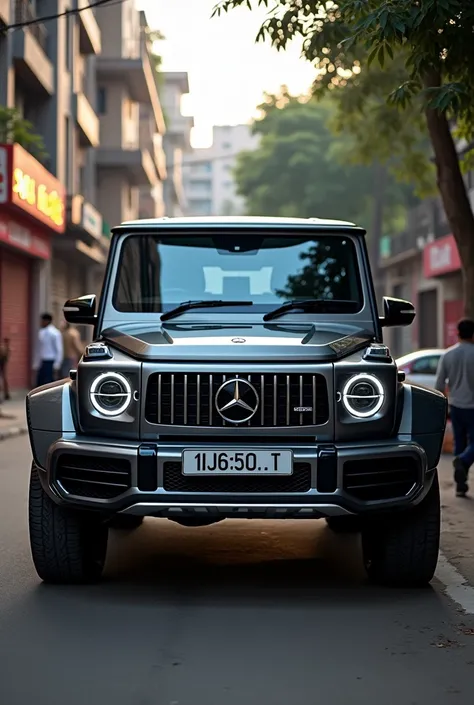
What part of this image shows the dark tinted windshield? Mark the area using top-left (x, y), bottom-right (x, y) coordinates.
top-left (113, 233), bottom-right (363, 313)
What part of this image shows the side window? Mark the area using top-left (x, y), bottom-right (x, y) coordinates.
top-left (412, 355), bottom-right (440, 375)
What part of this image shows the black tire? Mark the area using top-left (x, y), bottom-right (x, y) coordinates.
top-left (361, 472), bottom-right (440, 588)
top-left (326, 516), bottom-right (362, 534)
top-left (28, 465), bottom-right (108, 584)
top-left (108, 515), bottom-right (144, 530)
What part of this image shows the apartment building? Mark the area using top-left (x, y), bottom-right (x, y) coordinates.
top-left (161, 72), bottom-right (193, 216)
top-left (0, 1), bottom-right (167, 389)
top-left (1, 0), bottom-right (71, 388)
top-left (183, 125), bottom-right (259, 216)
top-left (95, 5), bottom-right (166, 230)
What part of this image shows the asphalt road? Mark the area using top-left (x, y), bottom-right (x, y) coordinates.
top-left (1, 436), bottom-right (474, 705)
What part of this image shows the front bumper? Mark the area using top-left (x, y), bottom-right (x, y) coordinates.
top-left (37, 437), bottom-right (434, 520)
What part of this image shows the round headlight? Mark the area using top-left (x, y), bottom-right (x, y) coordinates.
top-left (90, 372), bottom-right (132, 417)
top-left (342, 374), bottom-right (384, 418)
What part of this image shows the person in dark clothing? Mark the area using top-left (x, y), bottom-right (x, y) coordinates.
top-left (435, 318), bottom-right (474, 497)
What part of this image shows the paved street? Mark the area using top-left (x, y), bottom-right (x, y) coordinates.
top-left (1, 436), bottom-right (474, 705)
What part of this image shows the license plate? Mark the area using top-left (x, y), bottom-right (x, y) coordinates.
top-left (182, 449), bottom-right (293, 475)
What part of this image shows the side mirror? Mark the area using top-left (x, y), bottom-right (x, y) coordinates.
top-left (63, 295), bottom-right (97, 325)
top-left (379, 296), bottom-right (416, 328)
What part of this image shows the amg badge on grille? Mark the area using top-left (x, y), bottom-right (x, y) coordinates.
top-left (294, 406), bottom-right (313, 412)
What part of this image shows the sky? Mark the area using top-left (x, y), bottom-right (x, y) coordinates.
top-left (139, 0), bottom-right (316, 147)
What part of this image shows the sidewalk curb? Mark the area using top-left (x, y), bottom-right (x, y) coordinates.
top-left (0, 425), bottom-right (28, 442)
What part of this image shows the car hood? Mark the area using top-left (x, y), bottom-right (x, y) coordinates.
top-left (100, 322), bottom-right (374, 363)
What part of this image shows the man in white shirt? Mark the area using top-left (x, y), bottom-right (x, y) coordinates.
top-left (32, 313), bottom-right (64, 387)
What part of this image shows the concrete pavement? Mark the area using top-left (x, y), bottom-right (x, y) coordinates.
top-left (1, 434), bottom-right (474, 705)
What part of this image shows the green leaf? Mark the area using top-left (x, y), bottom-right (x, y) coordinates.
top-left (378, 44), bottom-right (385, 68)
top-left (367, 45), bottom-right (379, 66)
top-left (392, 19), bottom-right (406, 34)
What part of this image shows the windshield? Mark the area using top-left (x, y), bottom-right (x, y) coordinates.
top-left (112, 233), bottom-right (364, 314)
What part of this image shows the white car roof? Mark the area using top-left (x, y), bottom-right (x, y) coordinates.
top-left (396, 349), bottom-right (444, 365)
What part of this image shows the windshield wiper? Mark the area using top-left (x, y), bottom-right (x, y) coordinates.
top-left (263, 299), bottom-right (360, 321)
top-left (161, 300), bottom-right (253, 322)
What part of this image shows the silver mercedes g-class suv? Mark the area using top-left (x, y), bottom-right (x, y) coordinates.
top-left (26, 217), bottom-right (447, 586)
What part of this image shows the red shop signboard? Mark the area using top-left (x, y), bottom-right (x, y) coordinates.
top-left (0, 143), bottom-right (65, 234)
top-left (423, 234), bottom-right (461, 278)
top-left (0, 214), bottom-right (51, 259)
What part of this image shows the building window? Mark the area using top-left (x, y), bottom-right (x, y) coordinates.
top-left (97, 87), bottom-right (107, 115)
top-left (189, 179), bottom-right (211, 191)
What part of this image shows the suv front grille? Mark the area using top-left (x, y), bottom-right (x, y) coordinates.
top-left (163, 461), bottom-right (312, 493)
top-left (55, 454), bottom-right (132, 499)
top-left (145, 372), bottom-right (329, 428)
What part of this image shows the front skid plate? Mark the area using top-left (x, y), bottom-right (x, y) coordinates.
top-left (118, 502), bottom-right (354, 519)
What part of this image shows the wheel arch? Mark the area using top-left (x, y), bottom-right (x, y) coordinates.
top-left (27, 381), bottom-right (78, 469)
top-left (396, 383), bottom-right (447, 470)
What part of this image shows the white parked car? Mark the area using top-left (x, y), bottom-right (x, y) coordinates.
top-left (396, 349), bottom-right (445, 389)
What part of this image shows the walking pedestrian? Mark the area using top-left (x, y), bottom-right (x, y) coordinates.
top-left (0, 337), bottom-right (10, 401)
top-left (32, 313), bottom-right (63, 388)
top-left (435, 318), bottom-right (474, 497)
top-left (61, 322), bottom-right (84, 378)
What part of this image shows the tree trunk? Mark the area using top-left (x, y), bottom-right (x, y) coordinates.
top-left (424, 71), bottom-right (474, 319)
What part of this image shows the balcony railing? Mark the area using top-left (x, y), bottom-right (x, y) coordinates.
top-left (15, 0), bottom-right (48, 53)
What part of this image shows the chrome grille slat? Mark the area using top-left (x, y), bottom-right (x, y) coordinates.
top-left (273, 375), bottom-right (277, 426)
top-left (158, 374), bottom-right (162, 424)
top-left (299, 374), bottom-right (303, 426)
top-left (184, 374), bottom-right (188, 425)
top-left (196, 374), bottom-right (201, 425)
top-left (145, 372), bottom-right (329, 428)
top-left (170, 374), bottom-right (175, 424)
top-left (209, 373), bottom-right (213, 425)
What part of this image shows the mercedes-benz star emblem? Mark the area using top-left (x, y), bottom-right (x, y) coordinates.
top-left (215, 378), bottom-right (259, 424)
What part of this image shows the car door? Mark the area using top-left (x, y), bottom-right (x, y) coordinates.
top-left (409, 354), bottom-right (442, 389)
